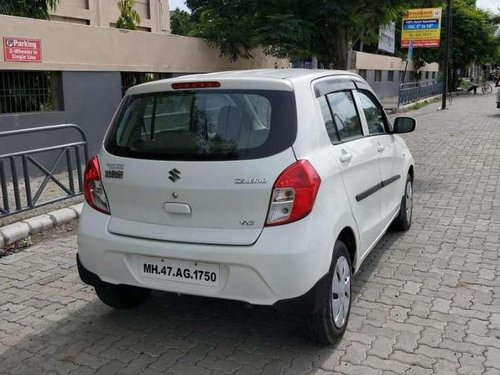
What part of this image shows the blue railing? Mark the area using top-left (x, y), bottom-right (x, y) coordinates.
top-left (398, 80), bottom-right (444, 107)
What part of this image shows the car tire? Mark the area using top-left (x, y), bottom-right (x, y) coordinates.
top-left (95, 282), bottom-right (151, 309)
top-left (304, 240), bottom-right (352, 344)
top-left (392, 174), bottom-right (413, 231)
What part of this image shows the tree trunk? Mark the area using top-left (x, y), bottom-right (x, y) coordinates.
top-left (334, 25), bottom-right (349, 70)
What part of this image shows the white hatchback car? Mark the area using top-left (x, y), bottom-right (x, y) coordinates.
top-left (78, 69), bottom-right (415, 343)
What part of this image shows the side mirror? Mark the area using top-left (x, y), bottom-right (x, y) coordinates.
top-left (393, 117), bottom-right (416, 133)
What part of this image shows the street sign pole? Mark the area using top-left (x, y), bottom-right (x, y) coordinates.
top-left (402, 40), bottom-right (413, 85)
top-left (441, 0), bottom-right (452, 110)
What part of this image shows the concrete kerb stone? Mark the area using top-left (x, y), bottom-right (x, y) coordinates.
top-left (23, 215), bottom-right (55, 234)
top-left (0, 203), bottom-right (84, 251)
top-left (0, 222), bottom-right (31, 245)
top-left (394, 94), bottom-right (442, 113)
top-left (69, 204), bottom-right (84, 217)
top-left (48, 208), bottom-right (78, 225)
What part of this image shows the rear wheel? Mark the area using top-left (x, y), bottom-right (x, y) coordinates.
top-left (95, 282), bottom-right (151, 309)
top-left (392, 174), bottom-right (413, 231)
top-left (305, 240), bottom-right (352, 344)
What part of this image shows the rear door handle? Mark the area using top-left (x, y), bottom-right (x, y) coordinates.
top-left (339, 152), bottom-right (353, 163)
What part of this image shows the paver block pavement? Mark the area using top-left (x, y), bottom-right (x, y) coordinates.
top-left (0, 94), bottom-right (499, 374)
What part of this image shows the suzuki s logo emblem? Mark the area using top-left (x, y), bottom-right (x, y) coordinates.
top-left (168, 168), bottom-right (181, 183)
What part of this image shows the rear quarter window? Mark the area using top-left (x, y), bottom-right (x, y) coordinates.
top-left (105, 90), bottom-right (296, 161)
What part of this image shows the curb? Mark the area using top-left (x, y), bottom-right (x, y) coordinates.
top-left (0, 203), bottom-right (83, 251)
top-left (386, 94), bottom-right (442, 114)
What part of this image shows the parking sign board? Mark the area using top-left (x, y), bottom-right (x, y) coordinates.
top-left (401, 8), bottom-right (442, 48)
top-left (3, 37), bottom-right (42, 63)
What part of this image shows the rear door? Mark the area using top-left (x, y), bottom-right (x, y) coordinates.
top-left (101, 87), bottom-right (297, 245)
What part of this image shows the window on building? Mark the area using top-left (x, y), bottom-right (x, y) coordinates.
top-left (0, 71), bottom-right (63, 114)
top-left (358, 69), bottom-right (367, 79)
top-left (388, 71), bottom-right (394, 82)
top-left (121, 72), bottom-right (173, 95)
top-left (425, 71), bottom-right (430, 80)
top-left (374, 70), bottom-right (382, 82)
top-left (432, 72), bottom-right (436, 79)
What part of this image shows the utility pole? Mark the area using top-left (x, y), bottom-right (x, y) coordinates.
top-left (441, 0), bottom-right (452, 110)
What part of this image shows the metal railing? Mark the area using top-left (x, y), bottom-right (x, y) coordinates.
top-left (0, 124), bottom-right (88, 217)
top-left (398, 80), bottom-right (444, 108)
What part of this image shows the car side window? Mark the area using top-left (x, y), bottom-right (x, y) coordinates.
top-left (317, 96), bottom-right (339, 144)
top-left (357, 91), bottom-right (387, 135)
top-left (326, 91), bottom-right (363, 142)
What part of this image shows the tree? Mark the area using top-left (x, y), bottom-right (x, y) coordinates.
top-left (185, 0), bottom-right (435, 68)
top-left (116, 0), bottom-right (141, 30)
top-left (170, 8), bottom-right (194, 36)
top-left (0, 0), bottom-right (59, 19)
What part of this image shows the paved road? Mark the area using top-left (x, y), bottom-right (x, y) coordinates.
top-left (1, 94), bottom-right (499, 375)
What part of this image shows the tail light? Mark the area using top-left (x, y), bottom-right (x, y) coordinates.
top-left (266, 160), bottom-right (321, 226)
top-left (83, 155), bottom-right (110, 215)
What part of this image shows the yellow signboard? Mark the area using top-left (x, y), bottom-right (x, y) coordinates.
top-left (401, 8), bottom-right (442, 48)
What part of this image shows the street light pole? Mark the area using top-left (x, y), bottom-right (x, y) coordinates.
top-left (441, 0), bottom-right (452, 110)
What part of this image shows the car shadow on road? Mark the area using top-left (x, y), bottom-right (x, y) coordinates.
top-left (0, 236), bottom-right (408, 374)
top-left (0, 284), bottom-right (354, 373)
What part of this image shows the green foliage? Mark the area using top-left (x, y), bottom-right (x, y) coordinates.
top-left (116, 0), bottom-right (141, 30)
top-left (170, 8), bottom-right (194, 36)
top-left (0, 0), bottom-right (59, 19)
top-left (186, 0), bottom-right (419, 68)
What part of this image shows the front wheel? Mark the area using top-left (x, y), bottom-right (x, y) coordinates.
top-left (95, 282), bottom-right (151, 309)
top-left (392, 174), bottom-right (413, 231)
top-left (304, 240), bottom-right (352, 344)
top-left (482, 83), bottom-right (493, 94)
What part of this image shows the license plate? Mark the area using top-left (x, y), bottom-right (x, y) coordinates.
top-left (140, 256), bottom-right (220, 287)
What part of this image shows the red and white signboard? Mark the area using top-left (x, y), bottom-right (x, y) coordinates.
top-left (3, 37), bottom-right (42, 63)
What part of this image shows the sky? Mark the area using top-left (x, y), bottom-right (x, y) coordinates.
top-left (169, 0), bottom-right (499, 14)
top-left (477, 0), bottom-right (500, 14)
top-left (169, 0), bottom-right (188, 11)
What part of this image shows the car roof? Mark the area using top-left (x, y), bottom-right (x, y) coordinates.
top-left (126, 69), bottom-right (362, 95)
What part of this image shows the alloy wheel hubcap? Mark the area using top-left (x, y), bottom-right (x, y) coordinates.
top-left (405, 180), bottom-right (413, 224)
top-left (331, 256), bottom-right (351, 328)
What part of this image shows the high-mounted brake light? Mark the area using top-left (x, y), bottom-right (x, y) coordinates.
top-left (266, 160), bottom-right (321, 226)
top-left (83, 155), bottom-right (110, 215)
top-left (171, 81), bottom-right (221, 89)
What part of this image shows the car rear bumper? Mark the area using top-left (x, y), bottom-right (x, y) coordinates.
top-left (77, 204), bottom-right (336, 305)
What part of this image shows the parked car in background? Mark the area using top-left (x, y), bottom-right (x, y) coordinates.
top-left (77, 69), bottom-right (416, 344)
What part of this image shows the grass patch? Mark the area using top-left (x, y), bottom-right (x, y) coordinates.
top-left (410, 101), bottom-right (430, 110)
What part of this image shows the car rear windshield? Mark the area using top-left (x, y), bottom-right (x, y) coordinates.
top-left (104, 89), bottom-right (297, 161)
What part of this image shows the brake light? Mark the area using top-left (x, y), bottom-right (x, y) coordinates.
top-left (83, 155), bottom-right (110, 215)
top-left (171, 81), bottom-right (221, 89)
top-left (266, 160), bottom-right (321, 226)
